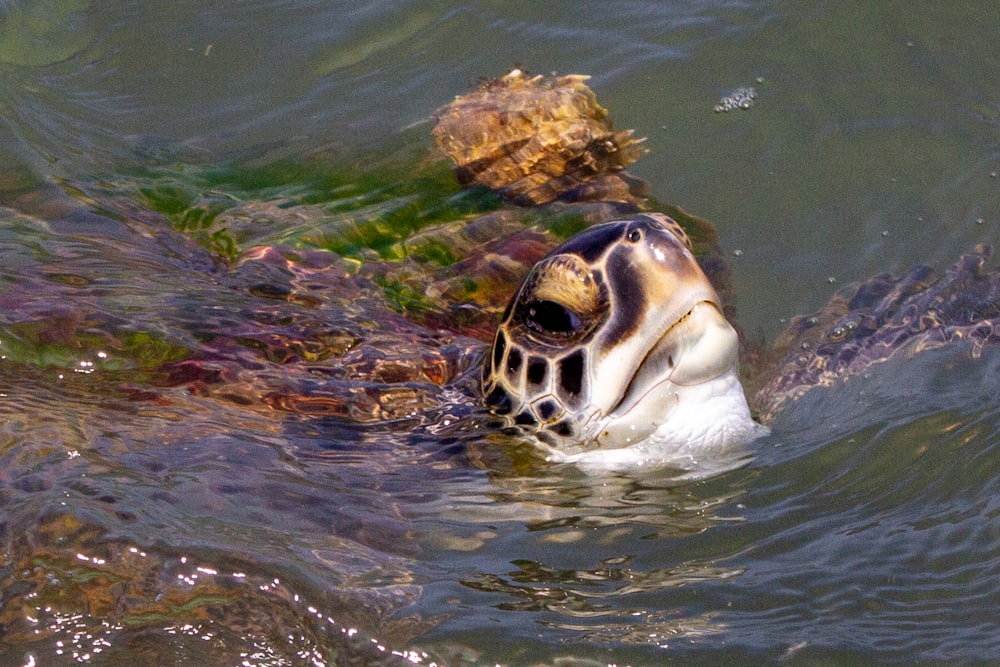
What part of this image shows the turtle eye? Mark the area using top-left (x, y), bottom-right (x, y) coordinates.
top-left (627, 228), bottom-right (643, 243)
top-left (524, 299), bottom-right (582, 336)
top-left (511, 254), bottom-right (606, 345)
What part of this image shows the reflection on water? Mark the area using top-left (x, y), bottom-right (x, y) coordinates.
top-left (1, 1), bottom-right (1000, 665)
top-left (1, 512), bottom-right (433, 665)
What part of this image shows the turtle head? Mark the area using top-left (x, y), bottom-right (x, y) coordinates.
top-left (482, 213), bottom-right (762, 465)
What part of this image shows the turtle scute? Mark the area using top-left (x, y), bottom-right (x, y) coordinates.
top-left (433, 68), bottom-right (648, 206)
top-left (751, 244), bottom-right (1000, 420)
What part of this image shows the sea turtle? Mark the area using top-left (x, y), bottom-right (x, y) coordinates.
top-left (481, 212), bottom-right (766, 467)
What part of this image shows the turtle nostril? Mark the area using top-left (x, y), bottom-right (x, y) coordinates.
top-left (485, 386), bottom-right (513, 415)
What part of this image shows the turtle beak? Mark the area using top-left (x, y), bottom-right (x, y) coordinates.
top-left (611, 301), bottom-right (739, 419)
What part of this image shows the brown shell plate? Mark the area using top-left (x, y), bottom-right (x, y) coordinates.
top-left (433, 69), bottom-right (648, 206)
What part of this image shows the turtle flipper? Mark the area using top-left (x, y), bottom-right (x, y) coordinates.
top-left (753, 245), bottom-right (1000, 420)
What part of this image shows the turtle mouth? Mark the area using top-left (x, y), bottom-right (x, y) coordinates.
top-left (611, 301), bottom-right (739, 419)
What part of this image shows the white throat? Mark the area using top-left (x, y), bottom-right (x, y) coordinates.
top-left (544, 369), bottom-right (767, 470)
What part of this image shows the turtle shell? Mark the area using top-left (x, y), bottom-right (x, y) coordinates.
top-left (433, 69), bottom-right (648, 206)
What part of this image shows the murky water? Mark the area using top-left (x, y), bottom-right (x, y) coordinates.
top-left (1, 1), bottom-right (999, 665)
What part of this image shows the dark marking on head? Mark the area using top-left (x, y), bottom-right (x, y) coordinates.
top-left (506, 347), bottom-right (522, 375)
top-left (492, 330), bottom-right (507, 373)
top-left (551, 222), bottom-right (626, 263)
top-left (485, 385), bottom-right (513, 415)
top-left (601, 249), bottom-right (647, 344)
top-left (559, 349), bottom-right (585, 398)
top-left (535, 399), bottom-right (559, 422)
top-left (552, 420), bottom-right (576, 438)
top-left (539, 428), bottom-right (568, 447)
top-left (527, 357), bottom-right (548, 386)
top-left (514, 410), bottom-right (537, 426)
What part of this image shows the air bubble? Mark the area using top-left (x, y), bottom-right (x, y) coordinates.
top-left (714, 86), bottom-right (756, 113)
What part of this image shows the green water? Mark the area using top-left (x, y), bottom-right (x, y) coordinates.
top-left (1, 1), bottom-right (999, 665)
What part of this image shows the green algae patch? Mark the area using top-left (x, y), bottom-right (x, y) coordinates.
top-left (128, 157), bottom-right (503, 265)
top-left (103, 150), bottom-right (729, 335)
top-left (0, 322), bottom-right (191, 372)
top-left (373, 276), bottom-right (438, 316)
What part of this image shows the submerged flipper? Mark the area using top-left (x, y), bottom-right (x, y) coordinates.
top-left (752, 245), bottom-right (1000, 420)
